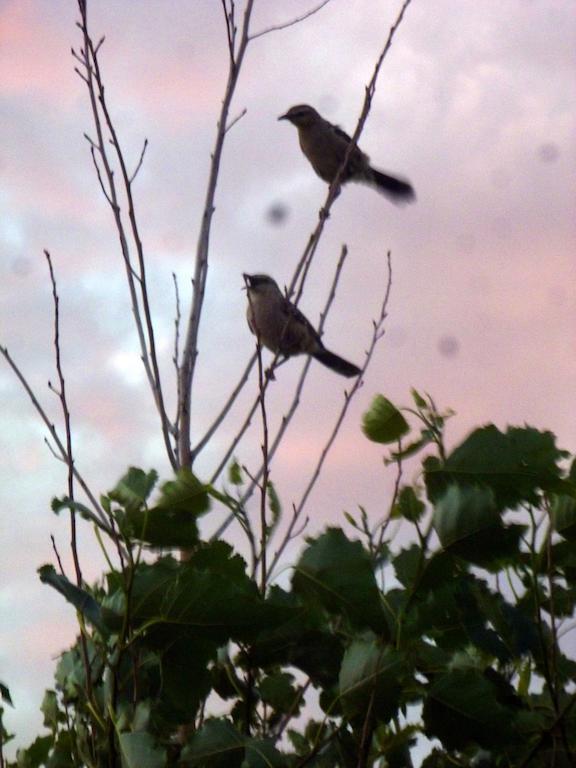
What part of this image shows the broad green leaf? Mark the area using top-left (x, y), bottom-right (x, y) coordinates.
top-left (393, 486), bottom-right (425, 523)
top-left (423, 668), bottom-right (520, 750)
top-left (15, 735), bottom-right (53, 768)
top-left (155, 468), bottom-right (210, 515)
top-left (38, 565), bottom-right (108, 635)
top-left (118, 470), bottom-right (210, 547)
top-left (181, 719), bottom-right (286, 767)
top-left (362, 395), bottom-right (409, 444)
top-left (553, 494), bottom-right (576, 540)
top-left (339, 636), bottom-right (404, 724)
top-left (424, 425), bottom-right (570, 511)
top-left (249, 587), bottom-right (344, 687)
top-left (108, 467), bottom-right (159, 511)
top-left (41, 690), bottom-right (60, 730)
top-left (433, 485), bottom-right (499, 548)
top-left (118, 732), bottom-right (166, 768)
top-left (292, 528), bottom-right (389, 637)
top-left (151, 634), bottom-right (214, 724)
top-left (433, 485), bottom-right (524, 566)
top-left (45, 729), bottom-right (73, 768)
top-left (130, 544), bottom-right (286, 644)
top-left (259, 672), bottom-right (297, 714)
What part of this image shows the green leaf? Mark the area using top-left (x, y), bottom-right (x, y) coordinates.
top-left (423, 668), bottom-right (521, 750)
top-left (38, 565), bottom-right (108, 635)
top-left (394, 486), bottom-right (425, 523)
top-left (292, 528), bottom-right (389, 637)
top-left (51, 497), bottom-right (97, 523)
top-left (411, 388), bottom-right (428, 409)
top-left (118, 732), bottom-right (166, 768)
top-left (152, 634), bottom-right (214, 724)
top-left (15, 735), bottom-right (53, 768)
top-left (259, 673), bottom-right (297, 714)
top-left (181, 719), bottom-right (286, 767)
top-left (228, 458), bottom-right (243, 486)
top-left (46, 730), bottom-right (74, 768)
top-left (0, 681), bottom-right (12, 706)
top-left (108, 467), bottom-right (159, 512)
top-left (41, 690), bottom-right (61, 730)
top-left (433, 485), bottom-right (524, 566)
top-left (362, 395), bottom-right (410, 444)
top-left (339, 636), bottom-right (404, 724)
top-left (267, 480), bottom-right (281, 519)
top-left (553, 494), bottom-right (576, 540)
top-left (182, 719), bottom-right (243, 767)
top-left (155, 468), bottom-right (210, 515)
top-left (249, 587), bottom-right (344, 688)
top-left (118, 468), bottom-right (211, 547)
top-left (130, 543), bottom-right (285, 644)
top-left (424, 425), bottom-right (569, 511)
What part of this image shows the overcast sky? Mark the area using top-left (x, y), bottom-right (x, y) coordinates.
top-left (1, 0), bottom-right (575, 753)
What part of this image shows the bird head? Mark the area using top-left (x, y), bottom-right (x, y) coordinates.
top-left (278, 104), bottom-right (320, 128)
top-left (243, 273), bottom-right (279, 295)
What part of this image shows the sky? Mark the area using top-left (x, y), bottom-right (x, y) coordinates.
top-left (1, 0), bottom-right (575, 755)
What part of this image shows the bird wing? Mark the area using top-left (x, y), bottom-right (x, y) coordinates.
top-left (330, 124), bottom-right (370, 177)
top-left (277, 297), bottom-right (321, 357)
top-left (332, 124), bottom-right (353, 144)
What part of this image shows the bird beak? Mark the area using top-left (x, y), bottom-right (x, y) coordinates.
top-left (242, 273), bottom-right (252, 289)
top-left (278, 112), bottom-right (289, 121)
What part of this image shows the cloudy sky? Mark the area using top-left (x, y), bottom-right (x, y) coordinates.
top-left (1, 0), bottom-right (575, 752)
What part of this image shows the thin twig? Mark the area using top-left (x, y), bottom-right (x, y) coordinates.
top-left (129, 138), bottom-right (148, 183)
top-left (45, 249), bottom-right (97, 740)
top-left (221, 0), bottom-right (236, 62)
top-left (45, 251), bottom-right (84, 587)
top-left (225, 107), bottom-right (247, 134)
top-left (255, 340), bottom-right (270, 594)
top-left (0, 345), bottom-right (110, 533)
top-left (77, 1), bottom-right (177, 469)
top-left (192, 352), bottom-right (257, 459)
top-left (249, 0), bottom-right (333, 41)
top-left (51, 535), bottom-right (66, 576)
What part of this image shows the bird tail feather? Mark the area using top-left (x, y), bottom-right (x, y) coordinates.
top-left (313, 348), bottom-right (361, 378)
top-left (367, 168), bottom-right (415, 203)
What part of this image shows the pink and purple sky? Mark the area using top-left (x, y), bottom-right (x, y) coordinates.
top-left (1, 0), bottom-right (575, 752)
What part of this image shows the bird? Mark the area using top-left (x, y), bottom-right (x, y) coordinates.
top-left (243, 273), bottom-right (361, 378)
top-left (278, 104), bottom-right (415, 203)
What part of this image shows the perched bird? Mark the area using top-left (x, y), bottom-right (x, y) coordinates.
top-left (243, 273), bottom-right (361, 378)
top-left (279, 104), bottom-right (415, 203)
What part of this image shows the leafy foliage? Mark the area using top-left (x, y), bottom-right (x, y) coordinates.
top-left (5, 393), bottom-right (576, 767)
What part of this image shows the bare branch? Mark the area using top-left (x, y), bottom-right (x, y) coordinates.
top-left (177, 0), bottom-right (255, 467)
top-left (249, 0), bottom-right (333, 41)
